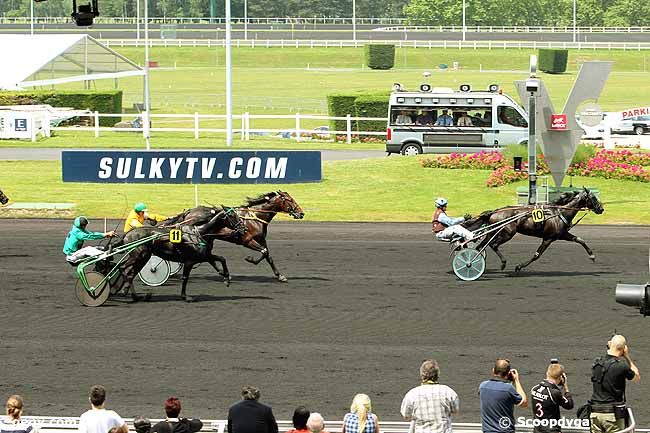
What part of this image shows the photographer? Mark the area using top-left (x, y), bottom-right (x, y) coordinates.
top-left (589, 335), bottom-right (640, 433)
top-left (530, 362), bottom-right (574, 433)
top-left (479, 359), bottom-right (528, 433)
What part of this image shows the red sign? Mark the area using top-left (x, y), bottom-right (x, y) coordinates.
top-left (550, 114), bottom-right (567, 130)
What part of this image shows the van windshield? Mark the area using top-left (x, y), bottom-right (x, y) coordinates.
top-left (390, 107), bottom-right (493, 127)
top-left (497, 106), bottom-right (528, 128)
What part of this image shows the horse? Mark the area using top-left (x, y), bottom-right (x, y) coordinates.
top-left (462, 187), bottom-right (604, 273)
top-left (118, 206), bottom-right (247, 302)
top-left (0, 189), bottom-right (9, 205)
top-left (163, 191), bottom-right (305, 282)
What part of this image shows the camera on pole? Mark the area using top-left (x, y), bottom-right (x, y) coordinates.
top-left (72, 0), bottom-right (99, 26)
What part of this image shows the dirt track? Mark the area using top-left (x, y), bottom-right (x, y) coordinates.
top-left (0, 220), bottom-right (648, 425)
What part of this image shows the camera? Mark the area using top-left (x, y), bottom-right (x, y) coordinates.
top-left (615, 283), bottom-right (650, 316)
top-left (525, 79), bottom-right (540, 93)
top-left (550, 358), bottom-right (559, 364)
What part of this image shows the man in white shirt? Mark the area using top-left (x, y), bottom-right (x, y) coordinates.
top-left (78, 385), bottom-right (128, 433)
top-left (401, 360), bottom-right (460, 433)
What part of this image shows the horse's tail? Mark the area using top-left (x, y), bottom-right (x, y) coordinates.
top-left (463, 209), bottom-right (494, 231)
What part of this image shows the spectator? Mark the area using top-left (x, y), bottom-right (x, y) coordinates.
top-left (457, 112), bottom-right (473, 127)
top-left (416, 110), bottom-right (434, 126)
top-left (286, 406), bottom-right (310, 433)
top-left (151, 397), bottom-right (202, 433)
top-left (479, 359), bottom-right (528, 433)
top-left (1, 395), bottom-right (38, 433)
top-left (530, 363), bottom-right (574, 433)
top-left (78, 385), bottom-right (128, 433)
top-left (589, 335), bottom-right (640, 433)
top-left (227, 385), bottom-right (278, 433)
top-left (434, 110), bottom-right (453, 126)
top-left (401, 360), bottom-right (460, 433)
top-left (134, 417), bottom-right (152, 433)
top-left (341, 394), bottom-right (380, 433)
top-left (395, 111), bottom-right (413, 125)
top-left (306, 413), bottom-right (328, 433)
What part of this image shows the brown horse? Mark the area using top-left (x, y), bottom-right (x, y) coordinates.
top-left (463, 188), bottom-right (604, 272)
top-left (163, 191), bottom-right (304, 282)
top-left (0, 189), bottom-right (9, 205)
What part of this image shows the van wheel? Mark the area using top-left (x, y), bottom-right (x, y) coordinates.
top-left (634, 126), bottom-right (645, 135)
top-left (401, 144), bottom-right (422, 156)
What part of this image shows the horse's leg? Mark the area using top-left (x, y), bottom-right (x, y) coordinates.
top-left (559, 231), bottom-right (596, 262)
top-left (207, 254), bottom-right (231, 286)
top-left (490, 244), bottom-right (508, 271)
top-left (515, 238), bottom-right (554, 272)
top-left (180, 262), bottom-right (195, 302)
top-left (243, 238), bottom-right (286, 282)
top-left (120, 247), bottom-right (152, 302)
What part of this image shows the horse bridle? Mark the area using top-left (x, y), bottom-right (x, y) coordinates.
top-left (275, 193), bottom-right (302, 218)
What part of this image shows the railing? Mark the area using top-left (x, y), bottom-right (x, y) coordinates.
top-left (375, 25), bottom-right (650, 33)
top-left (99, 38), bottom-right (650, 50)
top-left (48, 112), bottom-right (388, 144)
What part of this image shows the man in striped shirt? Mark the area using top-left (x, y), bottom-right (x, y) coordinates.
top-left (400, 360), bottom-right (460, 433)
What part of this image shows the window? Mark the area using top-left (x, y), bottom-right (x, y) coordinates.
top-left (498, 106), bottom-right (527, 127)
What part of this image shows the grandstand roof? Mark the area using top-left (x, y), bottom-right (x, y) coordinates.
top-left (0, 34), bottom-right (144, 90)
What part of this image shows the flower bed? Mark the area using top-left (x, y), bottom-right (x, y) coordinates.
top-left (420, 151), bottom-right (506, 170)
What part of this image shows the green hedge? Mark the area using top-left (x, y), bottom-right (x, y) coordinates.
top-left (354, 95), bottom-right (389, 132)
top-left (0, 90), bottom-right (123, 126)
top-left (364, 44), bottom-right (395, 70)
top-left (326, 93), bottom-right (359, 132)
top-left (538, 49), bottom-right (568, 74)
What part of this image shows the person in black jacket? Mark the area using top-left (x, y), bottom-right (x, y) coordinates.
top-left (150, 397), bottom-right (202, 433)
top-left (530, 363), bottom-right (574, 433)
top-left (228, 385), bottom-right (278, 433)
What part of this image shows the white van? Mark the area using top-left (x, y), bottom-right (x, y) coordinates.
top-left (385, 83), bottom-right (529, 155)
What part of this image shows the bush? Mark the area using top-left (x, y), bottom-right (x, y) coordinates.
top-left (354, 95), bottom-right (389, 132)
top-left (326, 94), bottom-right (358, 133)
top-left (0, 90), bottom-right (123, 126)
top-left (571, 143), bottom-right (598, 165)
top-left (538, 49), bottom-right (568, 74)
top-left (364, 44), bottom-right (395, 70)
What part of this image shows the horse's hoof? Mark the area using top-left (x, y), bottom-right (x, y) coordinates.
top-left (183, 295), bottom-right (195, 303)
top-left (589, 255), bottom-right (596, 262)
top-left (278, 275), bottom-right (288, 282)
top-left (223, 276), bottom-right (231, 287)
top-left (514, 265), bottom-right (522, 273)
top-left (245, 256), bottom-right (256, 264)
top-left (500, 262), bottom-right (507, 271)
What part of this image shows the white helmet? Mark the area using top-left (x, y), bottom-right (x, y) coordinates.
top-left (435, 197), bottom-right (448, 208)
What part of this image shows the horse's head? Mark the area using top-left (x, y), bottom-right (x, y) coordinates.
top-left (0, 189), bottom-right (9, 205)
top-left (221, 206), bottom-right (247, 235)
top-left (581, 187), bottom-right (604, 214)
top-left (270, 191), bottom-right (304, 219)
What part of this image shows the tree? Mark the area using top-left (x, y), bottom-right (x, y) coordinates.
top-left (403, 0), bottom-right (461, 26)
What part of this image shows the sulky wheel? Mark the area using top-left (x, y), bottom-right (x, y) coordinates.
top-left (138, 256), bottom-right (171, 286)
top-left (168, 261), bottom-right (183, 276)
top-left (75, 271), bottom-right (111, 307)
top-left (466, 241), bottom-right (487, 259)
top-left (452, 248), bottom-right (486, 281)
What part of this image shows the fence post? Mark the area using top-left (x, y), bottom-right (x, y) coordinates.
top-left (94, 111), bottom-right (100, 137)
top-left (194, 112), bottom-right (199, 139)
top-left (295, 112), bottom-right (301, 142)
top-left (245, 112), bottom-right (250, 141)
top-left (240, 113), bottom-right (245, 141)
top-left (346, 114), bottom-right (352, 144)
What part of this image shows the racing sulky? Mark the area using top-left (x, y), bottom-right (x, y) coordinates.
top-left (463, 187), bottom-right (604, 273)
top-left (118, 206), bottom-right (246, 302)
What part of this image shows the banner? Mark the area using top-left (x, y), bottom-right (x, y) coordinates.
top-left (62, 151), bottom-right (322, 184)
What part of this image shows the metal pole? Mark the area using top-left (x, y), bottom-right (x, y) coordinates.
top-left (226, 0), bottom-right (233, 146)
top-left (244, 0), bottom-right (248, 40)
top-left (462, 0), bottom-right (466, 42)
top-left (352, 0), bottom-right (356, 43)
top-left (144, 0), bottom-right (151, 150)
top-left (30, 0), bottom-right (34, 35)
top-left (136, 0), bottom-right (140, 41)
top-left (572, 0), bottom-right (576, 43)
top-left (528, 86), bottom-right (537, 205)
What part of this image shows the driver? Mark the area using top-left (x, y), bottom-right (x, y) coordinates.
top-left (124, 202), bottom-right (167, 233)
top-left (63, 216), bottom-right (116, 263)
top-left (432, 197), bottom-right (474, 242)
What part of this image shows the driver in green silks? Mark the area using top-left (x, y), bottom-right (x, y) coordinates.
top-left (63, 216), bottom-right (116, 264)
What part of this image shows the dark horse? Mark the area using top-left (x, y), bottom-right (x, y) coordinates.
top-left (463, 188), bottom-right (604, 272)
top-left (119, 206), bottom-right (246, 302)
top-left (0, 189), bottom-right (9, 205)
top-left (163, 191), bottom-right (304, 282)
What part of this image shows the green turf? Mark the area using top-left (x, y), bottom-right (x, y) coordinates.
top-left (1, 158), bottom-right (648, 224)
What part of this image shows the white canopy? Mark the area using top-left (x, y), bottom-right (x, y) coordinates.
top-left (0, 34), bottom-right (144, 90)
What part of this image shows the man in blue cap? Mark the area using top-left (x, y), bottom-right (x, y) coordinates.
top-left (63, 216), bottom-right (116, 263)
top-left (123, 202), bottom-right (167, 233)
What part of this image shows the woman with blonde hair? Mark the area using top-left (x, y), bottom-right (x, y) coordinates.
top-left (341, 394), bottom-right (380, 433)
top-left (1, 395), bottom-right (37, 433)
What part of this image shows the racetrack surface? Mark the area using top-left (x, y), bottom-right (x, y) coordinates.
top-left (0, 220), bottom-right (648, 424)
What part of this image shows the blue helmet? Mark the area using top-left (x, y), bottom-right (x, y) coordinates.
top-left (435, 197), bottom-right (448, 208)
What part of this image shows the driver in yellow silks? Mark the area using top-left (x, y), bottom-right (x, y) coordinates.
top-left (123, 202), bottom-right (167, 233)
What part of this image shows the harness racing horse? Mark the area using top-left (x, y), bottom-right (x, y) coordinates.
top-left (165, 191), bottom-right (305, 282)
top-left (463, 188), bottom-right (604, 273)
top-left (0, 189), bottom-right (9, 205)
top-left (118, 206), bottom-right (246, 302)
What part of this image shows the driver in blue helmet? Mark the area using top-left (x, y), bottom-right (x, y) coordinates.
top-left (63, 216), bottom-right (116, 263)
top-left (432, 197), bottom-right (474, 242)
top-left (123, 202), bottom-right (167, 233)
